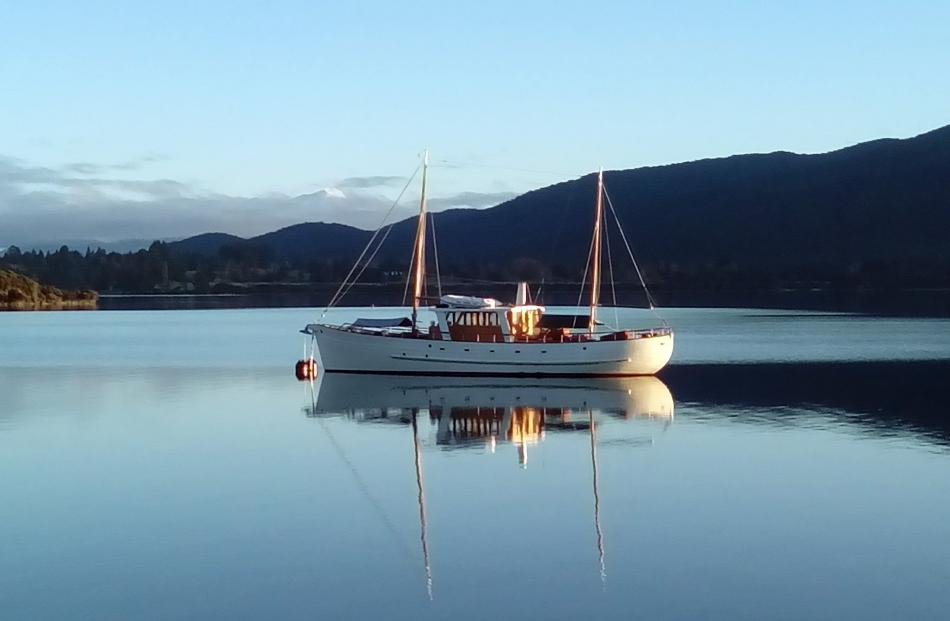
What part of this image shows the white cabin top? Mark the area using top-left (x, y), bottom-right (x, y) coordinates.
top-left (439, 294), bottom-right (502, 309)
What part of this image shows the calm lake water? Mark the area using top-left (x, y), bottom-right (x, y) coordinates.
top-left (2, 307), bottom-right (949, 620)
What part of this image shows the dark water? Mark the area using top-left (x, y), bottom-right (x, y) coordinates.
top-left (97, 286), bottom-right (950, 317)
top-left (2, 308), bottom-right (949, 620)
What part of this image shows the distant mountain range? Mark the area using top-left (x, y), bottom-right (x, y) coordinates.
top-left (168, 124), bottom-right (950, 284)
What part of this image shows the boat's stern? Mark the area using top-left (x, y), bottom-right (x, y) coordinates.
top-left (619, 328), bottom-right (674, 375)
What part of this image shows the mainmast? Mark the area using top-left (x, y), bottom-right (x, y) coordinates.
top-left (410, 150), bottom-right (429, 332)
top-left (589, 168), bottom-right (604, 334)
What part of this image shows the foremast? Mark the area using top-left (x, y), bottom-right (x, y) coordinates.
top-left (588, 168), bottom-right (604, 334)
top-left (410, 150), bottom-right (429, 333)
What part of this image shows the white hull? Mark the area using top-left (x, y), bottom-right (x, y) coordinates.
top-left (310, 325), bottom-right (673, 376)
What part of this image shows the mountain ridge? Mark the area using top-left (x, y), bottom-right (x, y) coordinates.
top-left (9, 123), bottom-right (945, 294)
top-left (168, 122), bottom-right (950, 279)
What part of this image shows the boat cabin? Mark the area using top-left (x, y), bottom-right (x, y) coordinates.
top-left (433, 302), bottom-right (545, 343)
top-left (424, 286), bottom-right (595, 343)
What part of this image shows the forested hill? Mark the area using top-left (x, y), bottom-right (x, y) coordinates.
top-left (171, 123), bottom-right (950, 283)
top-left (3, 124), bottom-right (949, 293)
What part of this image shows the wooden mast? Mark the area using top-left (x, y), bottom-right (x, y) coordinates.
top-left (588, 168), bottom-right (604, 334)
top-left (411, 150), bottom-right (429, 332)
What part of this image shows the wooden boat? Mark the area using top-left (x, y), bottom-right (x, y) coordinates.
top-left (302, 152), bottom-right (673, 376)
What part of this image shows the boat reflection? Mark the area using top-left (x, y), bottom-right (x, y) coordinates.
top-left (302, 373), bottom-right (674, 599)
top-left (307, 374), bottom-right (673, 465)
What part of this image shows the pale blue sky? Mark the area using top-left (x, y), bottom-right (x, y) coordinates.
top-left (1, 1), bottom-right (948, 242)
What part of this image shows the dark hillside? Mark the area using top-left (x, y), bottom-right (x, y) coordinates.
top-left (19, 124), bottom-right (948, 295)
top-left (205, 124), bottom-right (950, 284)
top-left (170, 232), bottom-right (245, 256)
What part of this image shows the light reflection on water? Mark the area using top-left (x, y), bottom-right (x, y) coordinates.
top-left (2, 309), bottom-right (950, 620)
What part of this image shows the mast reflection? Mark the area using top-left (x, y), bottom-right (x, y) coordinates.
top-left (304, 374), bottom-right (674, 598)
top-left (590, 409), bottom-right (607, 588)
top-left (411, 411), bottom-right (433, 601)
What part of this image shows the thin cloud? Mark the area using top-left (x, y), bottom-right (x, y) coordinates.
top-left (427, 190), bottom-right (516, 209)
top-left (336, 175), bottom-right (406, 189)
top-left (0, 155), bottom-right (522, 246)
top-left (62, 153), bottom-right (168, 176)
top-left (63, 162), bottom-right (102, 175)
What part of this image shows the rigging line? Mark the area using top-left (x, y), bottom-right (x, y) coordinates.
top-left (602, 185), bottom-right (666, 324)
top-left (335, 221), bottom-right (397, 303)
top-left (603, 207), bottom-right (619, 330)
top-left (573, 224), bottom-right (596, 329)
top-left (328, 166), bottom-right (419, 311)
top-left (315, 417), bottom-right (416, 562)
top-left (602, 185), bottom-right (652, 307)
top-left (431, 158), bottom-right (578, 179)
top-left (306, 391), bottom-right (418, 568)
top-left (429, 212), bottom-right (442, 298)
top-left (401, 243), bottom-right (414, 308)
top-left (324, 164), bottom-right (421, 314)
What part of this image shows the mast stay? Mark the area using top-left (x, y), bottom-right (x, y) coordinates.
top-left (602, 185), bottom-right (667, 326)
top-left (322, 164), bottom-right (420, 316)
top-left (578, 169), bottom-right (668, 330)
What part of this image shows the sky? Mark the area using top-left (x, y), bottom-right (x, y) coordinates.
top-left (1, 0), bottom-right (948, 245)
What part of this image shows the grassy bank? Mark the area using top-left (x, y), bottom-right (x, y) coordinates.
top-left (0, 268), bottom-right (97, 310)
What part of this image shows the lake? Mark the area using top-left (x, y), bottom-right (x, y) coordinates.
top-left (2, 307), bottom-right (949, 620)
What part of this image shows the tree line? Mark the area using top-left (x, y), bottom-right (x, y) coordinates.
top-left (3, 239), bottom-right (945, 297)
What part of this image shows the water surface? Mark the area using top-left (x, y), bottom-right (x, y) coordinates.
top-left (1, 308), bottom-right (949, 620)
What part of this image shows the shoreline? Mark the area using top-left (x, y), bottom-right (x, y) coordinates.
top-left (0, 299), bottom-right (98, 311)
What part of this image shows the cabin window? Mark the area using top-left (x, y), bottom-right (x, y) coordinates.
top-left (507, 307), bottom-right (541, 338)
top-left (443, 309), bottom-right (504, 342)
top-left (444, 310), bottom-right (500, 327)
